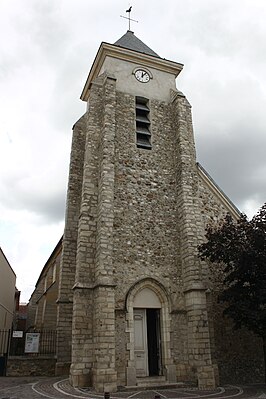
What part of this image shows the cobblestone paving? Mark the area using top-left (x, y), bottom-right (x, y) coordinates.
top-left (0, 377), bottom-right (266, 399)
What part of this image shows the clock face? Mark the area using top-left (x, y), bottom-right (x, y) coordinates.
top-left (134, 69), bottom-right (150, 83)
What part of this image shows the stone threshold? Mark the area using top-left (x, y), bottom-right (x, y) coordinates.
top-left (118, 378), bottom-right (195, 391)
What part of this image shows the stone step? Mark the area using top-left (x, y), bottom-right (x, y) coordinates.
top-left (137, 376), bottom-right (166, 387)
top-left (118, 376), bottom-right (195, 391)
top-left (119, 381), bottom-right (194, 392)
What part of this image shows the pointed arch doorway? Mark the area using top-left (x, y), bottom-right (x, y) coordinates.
top-left (126, 279), bottom-right (175, 386)
top-left (133, 287), bottom-right (162, 377)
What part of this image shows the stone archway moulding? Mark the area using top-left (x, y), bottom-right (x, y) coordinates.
top-left (125, 277), bottom-right (170, 311)
top-left (125, 277), bottom-right (176, 385)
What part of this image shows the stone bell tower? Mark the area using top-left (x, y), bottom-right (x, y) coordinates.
top-left (56, 30), bottom-right (218, 392)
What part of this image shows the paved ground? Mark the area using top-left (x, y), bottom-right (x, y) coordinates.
top-left (0, 377), bottom-right (265, 399)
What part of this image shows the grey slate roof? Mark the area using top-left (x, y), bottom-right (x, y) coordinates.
top-left (114, 30), bottom-right (160, 58)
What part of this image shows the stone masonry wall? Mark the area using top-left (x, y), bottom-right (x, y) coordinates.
top-left (70, 77), bottom-right (104, 386)
top-left (27, 281), bottom-right (44, 330)
top-left (113, 91), bottom-right (185, 386)
top-left (198, 173), bottom-right (233, 227)
top-left (171, 312), bottom-right (192, 382)
top-left (113, 93), bottom-right (182, 308)
top-left (7, 357), bottom-right (56, 376)
top-left (70, 75), bottom-right (117, 392)
top-left (170, 91), bottom-right (216, 389)
top-left (111, 88), bottom-right (216, 388)
top-left (56, 115), bottom-right (86, 375)
top-left (198, 170), bottom-right (264, 383)
top-left (92, 75), bottom-right (117, 392)
top-left (115, 310), bottom-right (128, 387)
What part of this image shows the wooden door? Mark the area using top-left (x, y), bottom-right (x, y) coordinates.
top-left (134, 309), bottom-right (148, 377)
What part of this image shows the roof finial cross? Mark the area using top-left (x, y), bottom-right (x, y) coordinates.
top-left (120, 5), bottom-right (138, 31)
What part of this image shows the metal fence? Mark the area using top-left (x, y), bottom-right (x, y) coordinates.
top-left (5, 329), bottom-right (57, 356)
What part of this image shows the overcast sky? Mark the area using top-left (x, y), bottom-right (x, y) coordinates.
top-left (1, 0), bottom-right (265, 302)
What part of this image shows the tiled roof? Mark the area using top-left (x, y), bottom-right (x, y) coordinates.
top-left (114, 30), bottom-right (160, 58)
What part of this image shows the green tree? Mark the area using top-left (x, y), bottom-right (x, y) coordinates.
top-left (198, 203), bottom-right (266, 382)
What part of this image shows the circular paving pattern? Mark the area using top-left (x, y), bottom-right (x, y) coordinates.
top-left (1, 377), bottom-right (265, 399)
top-left (31, 379), bottom-right (250, 399)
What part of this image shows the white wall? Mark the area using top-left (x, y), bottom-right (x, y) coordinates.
top-left (0, 248), bottom-right (16, 330)
top-left (99, 56), bottom-right (177, 102)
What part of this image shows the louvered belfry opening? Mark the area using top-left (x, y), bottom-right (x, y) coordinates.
top-left (135, 96), bottom-right (151, 150)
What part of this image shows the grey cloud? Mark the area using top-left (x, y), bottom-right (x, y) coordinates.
top-left (0, 175), bottom-right (66, 223)
top-left (197, 124), bottom-right (266, 211)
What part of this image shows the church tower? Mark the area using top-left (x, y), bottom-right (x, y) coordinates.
top-left (56, 30), bottom-right (218, 392)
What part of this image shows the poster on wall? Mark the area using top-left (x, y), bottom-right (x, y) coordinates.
top-left (24, 333), bottom-right (40, 353)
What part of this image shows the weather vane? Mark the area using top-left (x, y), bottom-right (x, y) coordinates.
top-left (120, 6), bottom-right (138, 31)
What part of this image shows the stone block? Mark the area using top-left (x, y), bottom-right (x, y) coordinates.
top-left (165, 364), bottom-right (177, 383)
top-left (126, 366), bottom-right (136, 386)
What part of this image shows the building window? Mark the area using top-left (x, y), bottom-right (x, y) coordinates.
top-left (135, 97), bottom-right (151, 150)
top-left (52, 263), bottom-right (56, 283)
top-left (44, 276), bottom-right (47, 292)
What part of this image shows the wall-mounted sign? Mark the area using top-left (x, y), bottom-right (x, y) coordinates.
top-left (24, 333), bottom-right (40, 353)
top-left (12, 331), bottom-right (23, 338)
